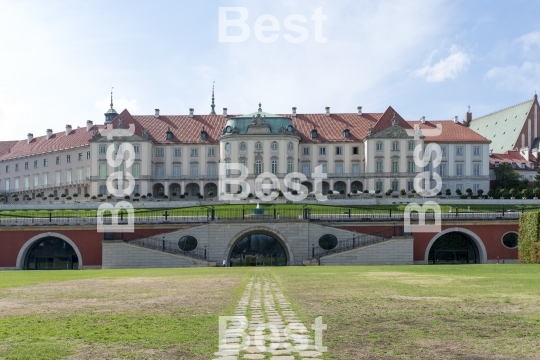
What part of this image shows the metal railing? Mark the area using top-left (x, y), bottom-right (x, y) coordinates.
top-left (129, 236), bottom-right (207, 260)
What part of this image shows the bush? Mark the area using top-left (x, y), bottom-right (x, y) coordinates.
top-left (400, 189), bottom-right (406, 196)
top-left (339, 190), bottom-right (345, 195)
top-left (519, 212), bottom-right (540, 263)
top-left (456, 189), bottom-right (462, 196)
top-left (97, 194), bottom-right (103, 198)
top-left (248, 193), bottom-right (254, 198)
top-left (375, 189), bottom-right (381, 194)
top-left (363, 190), bottom-right (369, 194)
top-left (84, 193), bottom-right (90, 198)
top-left (91, 195), bottom-right (97, 200)
top-left (352, 189), bottom-right (358, 194)
top-left (54, 197), bottom-right (59, 200)
top-left (66, 196), bottom-right (72, 200)
top-left (13, 197), bottom-right (19, 202)
top-left (445, 189), bottom-right (451, 196)
top-left (124, 195), bottom-right (130, 199)
top-left (385, 189), bottom-right (393, 196)
top-left (179, 194), bottom-right (185, 199)
top-left (61, 193), bottom-right (66, 198)
top-left (411, 189), bottom-right (416, 194)
top-left (42, 197), bottom-right (47, 201)
top-left (534, 188), bottom-right (540, 197)
top-left (147, 193), bottom-right (152, 197)
top-left (107, 195), bottom-right (112, 200)
top-left (207, 191), bottom-right (214, 197)
top-left (141, 195), bottom-right (147, 199)
top-left (509, 188), bottom-right (516, 197)
top-left (163, 195), bottom-right (168, 199)
top-left (198, 195), bottom-right (203, 199)
top-left (466, 188), bottom-right (472, 195)
top-left (48, 194), bottom-right (54, 198)
top-left (73, 193), bottom-right (78, 198)
top-left (437, 191), bottom-right (442, 196)
top-left (488, 189), bottom-right (494, 197)
top-left (134, 193), bottom-right (140, 197)
top-left (183, 192), bottom-right (188, 196)
top-left (327, 190), bottom-right (334, 195)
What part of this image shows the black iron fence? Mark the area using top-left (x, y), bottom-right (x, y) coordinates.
top-left (129, 236), bottom-right (208, 260)
top-left (0, 205), bottom-right (529, 226)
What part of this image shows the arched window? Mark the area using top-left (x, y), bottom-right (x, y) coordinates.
top-left (271, 159), bottom-right (278, 174)
top-left (287, 142), bottom-right (294, 151)
top-left (287, 158), bottom-right (294, 173)
top-left (239, 158), bottom-right (247, 174)
top-left (255, 160), bottom-right (263, 175)
top-left (376, 141), bottom-right (383, 151)
top-left (240, 142), bottom-right (247, 151)
top-left (392, 141), bottom-right (399, 151)
top-left (225, 142), bottom-right (231, 151)
top-left (255, 142), bottom-right (262, 151)
top-left (271, 141), bottom-right (278, 150)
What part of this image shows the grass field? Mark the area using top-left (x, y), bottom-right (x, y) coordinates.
top-left (1, 265), bottom-right (540, 359)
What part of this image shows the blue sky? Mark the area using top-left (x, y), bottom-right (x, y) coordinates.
top-left (0, 0), bottom-right (539, 141)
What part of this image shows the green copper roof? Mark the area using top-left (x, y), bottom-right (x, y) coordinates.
top-left (223, 104), bottom-right (295, 135)
top-left (470, 99), bottom-right (533, 152)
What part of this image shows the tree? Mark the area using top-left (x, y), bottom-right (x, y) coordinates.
top-left (477, 189), bottom-right (484, 197)
top-left (494, 162), bottom-right (520, 189)
top-left (509, 188), bottom-right (516, 198)
top-left (400, 189), bottom-right (406, 196)
top-left (445, 188), bottom-right (451, 196)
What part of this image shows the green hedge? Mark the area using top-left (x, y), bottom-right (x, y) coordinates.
top-left (518, 211), bottom-right (540, 263)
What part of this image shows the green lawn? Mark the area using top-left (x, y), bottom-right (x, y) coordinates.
top-left (1, 266), bottom-right (540, 359)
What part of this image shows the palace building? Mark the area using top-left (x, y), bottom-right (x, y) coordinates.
top-left (0, 92), bottom-right (491, 200)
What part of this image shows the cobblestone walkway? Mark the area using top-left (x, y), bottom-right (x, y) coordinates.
top-left (213, 275), bottom-right (325, 360)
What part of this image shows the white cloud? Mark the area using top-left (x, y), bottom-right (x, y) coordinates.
top-left (95, 98), bottom-right (140, 114)
top-left (415, 45), bottom-right (471, 82)
top-left (517, 31), bottom-right (540, 52)
top-left (484, 61), bottom-right (540, 91)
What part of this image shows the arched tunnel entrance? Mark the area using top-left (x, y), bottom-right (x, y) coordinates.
top-left (428, 231), bottom-right (480, 264)
top-left (229, 233), bottom-right (287, 267)
top-left (25, 236), bottom-right (79, 270)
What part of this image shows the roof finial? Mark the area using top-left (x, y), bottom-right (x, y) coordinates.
top-left (210, 81), bottom-right (216, 115)
top-left (258, 102), bottom-right (262, 112)
top-left (468, 104), bottom-right (471, 113)
top-left (110, 87), bottom-right (114, 109)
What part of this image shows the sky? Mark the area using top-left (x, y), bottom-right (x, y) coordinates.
top-left (0, 0), bottom-right (539, 141)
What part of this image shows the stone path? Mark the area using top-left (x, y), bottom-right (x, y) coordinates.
top-left (213, 274), bottom-right (325, 360)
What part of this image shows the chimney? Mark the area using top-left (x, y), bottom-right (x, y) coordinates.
top-left (189, 108), bottom-right (194, 118)
top-left (223, 108), bottom-right (228, 118)
top-left (27, 133), bottom-right (33, 144)
top-left (465, 109), bottom-right (472, 125)
top-left (65, 124), bottom-right (72, 136)
top-left (357, 106), bottom-right (362, 116)
top-left (453, 116), bottom-right (459, 124)
top-left (325, 107), bottom-right (330, 117)
top-left (292, 107), bottom-right (297, 117)
top-left (154, 109), bottom-right (160, 119)
top-left (421, 116), bottom-right (426, 124)
top-left (86, 120), bottom-right (93, 132)
top-left (46, 129), bottom-right (53, 140)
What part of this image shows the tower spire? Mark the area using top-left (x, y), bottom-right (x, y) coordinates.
top-left (210, 81), bottom-right (216, 115)
top-left (110, 87), bottom-right (114, 109)
top-left (104, 87), bottom-right (118, 124)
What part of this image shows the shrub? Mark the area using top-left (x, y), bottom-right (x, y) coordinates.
top-left (48, 194), bottom-right (54, 198)
top-left (248, 193), bottom-right (254, 198)
top-left (61, 193), bottom-right (66, 198)
top-left (73, 193), bottom-right (78, 198)
top-left (456, 189), bottom-right (462, 196)
top-left (84, 193), bottom-right (90, 198)
top-left (375, 189), bottom-right (381, 194)
top-left (208, 191), bottom-right (214, 196)
top-left (179, 194), bottom-right (185, 199)
top-left (42, 197), bottom-right (47, 201)
top-left (363, 190), bottom-right (369, 194)
top-left (97, 194), bottom-right (103, 198)
top-left (106, 195), bottom-right (112, 200)
top-left (437, 191), bottom-right (442, 196)
top-left (147, 193), bottom-right (152, 197)
top-left (163, 195), bottom-right (168, 199)
top-left (141, 195), bottom-right (147, 199)
top-left (509, 188), bottom-right (516, 197)
top-left (534, 188), bottom-right (540, 197)
top-left (339, 190), bottom-right (345, 195)
top-left (327, 190), bottom-right (334, 195)
top-left (66, 196), bottom-right (72, 200)
top-left (13, 197), bottom-right (19, 202)
top-left (183, 192), bottom-right (188, 196)
top-left (124, 195), bottom-right (130, 199)
top-left (352, 189), bottom-right (358, 194)
top-left (400, 189), bottom-right (406, 196)
top-left (385, 189), bottom-right (393, 196)
top-left (54, 197), bottom-right (59, 200)
top-left (488, 189), bottom-right (494, 197)
top-left (91, 195), bottom-right (97, 200)
top-left (134, 193), bottom-right (140, 197)
top-left (411, 189), bottom-right (416, 194)
top-left (519, 212), bottom-right (540, 263)
top-left (198, 195), bottom-right (203, 199)
top-left (445, 189), bottom-right (451, 196)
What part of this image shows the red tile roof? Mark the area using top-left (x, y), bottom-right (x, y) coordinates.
top-left (0, 126), bottom-right (103, 161)
top-left (0, 141), bottom-right (18, 157)
top-left (489, 150), bottom-right (537, 169)
top-left (373, 106), bottom-right (412, 133)
top-left (409, 120), bottom-right (491, 143)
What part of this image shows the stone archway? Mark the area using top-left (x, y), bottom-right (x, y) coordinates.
top-left (351, 181), bottom-right (363, 192)
top-left (16, 232), bottom-right (83, 270)
top-left (169, 183), bottom-right (181, 199)
top-left (424, 227), bottom-right (487, 264)
top-left (153, 183), bottom-right (165, 198)
top-left (225, 226), bottom-right (294, 266)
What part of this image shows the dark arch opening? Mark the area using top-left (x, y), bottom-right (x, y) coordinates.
top-left (230, 233), bottom-right (287, 267)
top-left (25, 236), bottom-right (79, 270)
top-left (428, 232), bottom-right (480, 264)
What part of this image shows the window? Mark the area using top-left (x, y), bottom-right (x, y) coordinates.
top-left (392, 180), bottom-right (399, 191)
top-left (34, 160), bottom-right (38, 169)
top-left (225, 159), bottom-right (231, 176)
top-left (155, 165), bottom-right (164, 177)
top-left (335, 164), bottom-right (343, 174)
top-left (473, 184), bottom-right (480, 193)
top-left (392, 161), bottom-right (399, 173)
top-left (132, 163), bottom-right (140, 179)
top-left (99, 145), bottom-right (106, 154)
top-left (156, 148), bottom-right (164, 157)
top-left (320, 163), bottom-right (327, 173)
top-left (54, 156), bottom-right (60, 165)
top-left (86, 167), bottom-right (90, 179)
top-left (473, 146), bottom-right (480, 155)
top-left (66, 171), bottom-right (71, 184)
top-left (255, 142), bottom-right (262, 151)
top-left (521, 163), bottom-right (526, 169)
top-left (240, 142), bottom-right (247, 151)
top-left (352, 164), bottom-right (359, 174)
top-left (319, 147), bottom-right (326, 155)
top-left (190, 165), bottom-right (198, 176)
top-left (302, 164), bottom-right (310, 176)
top-left (473, 164), bottom-right (480, 176)
top-left (173, 165), bottom-right (181, 177)
top-left (240, 160), bottom-right (247, 174)
top-left (407, 181), bottom-right (414, 191)
top-left (208, 148), bottom-right (215, 156)
top-left (174, 148), bottom-right (181, 157)
top-left (15, 164), bottom-right (19, 172)
top-left (34, 175), bottom-right (38, 187)
top-left (207, 164), bottom-right (215, 176)
top-left (408, 160), bottom-right (415, 173)
top-left (408, 141), bottom-right (415, 151)
top-left (44, 159), bottom-right (48, 167)
top-left (376, 181), bottom-right (382, 191)
top-left (99, 163), bottom-right (107, 179)
top-left (191, 148), bottom-right (198, 157)
top-left (24, 162), bottom-right (28, 170)
top-left (271, 159), bottom-right (278, 174)
top-left (456, 164), bottom-right (463, 176)
top-left (271, 141), bottom-right (278, 150)
top-left (456, 146), bottom-right (463, 155)
top-left (14, 178), bottom-right (19, 190)
top-left (55, 172), bottom-right (60, 185)
top-left (287, 142), bottom-right (293, 151)
top-left (66, 155), bottom-right (71, 163)
top-left (24, 176), bottom-right (29, 189)
top-left (439, 164), bottom-right (446, 176)
top-left (133, 145), bottom-right (140, 154)
top-left (78, 153), bottom-right (82, 161)
top-left (376, 141), bottom-right (383, 151)
top-left (392, 141), bottom-right (399, 151)
top-left (134, 185), bottom-right (140, 195)
top-left (225, 142), bottom-right (231, 151)
top-left (335, 146), bottom-right (343, 155)
top-left (303, 147), bottom-right (310, 155)
top-left (77, 169), bottom-right (82, 183)
top-left (5, 165), bottom-right (9, 173)
top-left (502, 232), bottom-right (518, 249)
top-left (287, 158), bottom-right (294, 173)
top-left (255, 160), bottom-right (263, 175)
top-left (318, 234), bottom-right (338, 251)
top-left (86, 151), bottom-right (91, 159)
top-left (99, 185), bottom-right (107, 195)
top-left (441, 147), bottom-right (446, 156)
top-left (456, 184), bottom-right (463, 192)
top-left (376, 161), bottom-right (383, 173)
top-left (352, 146), bottom-right (359, 155)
